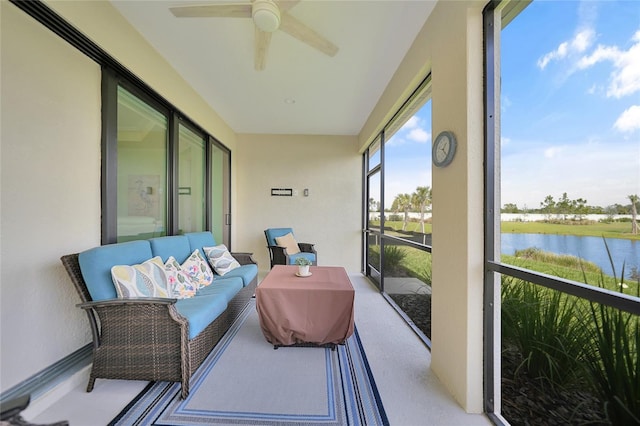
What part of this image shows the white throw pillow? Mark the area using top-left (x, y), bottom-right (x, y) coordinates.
top-left (111, 256), bottom-right (170, 299)
top-left (181, 249), bottom-right (214, 288)
top-left (274, 232), bottom-right (301, 255)
top-left (165, 256), bottom-right (198, 298)
top-left (204, 245), bottom-right (241, 276)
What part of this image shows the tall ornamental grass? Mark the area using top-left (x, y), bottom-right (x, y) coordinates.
top-left (581, 242), bottom-right (640, 425)
top-left (503, 241), bottom-right (639, 424)
top-left (502, 276), bottom-right (591, 389)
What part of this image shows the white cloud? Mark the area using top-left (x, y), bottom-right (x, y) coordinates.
top-left (408, 128), bottom-right (430, 143)
top-left (544, 146), bottom-right (563, 158)
top-left (614, 105), bottom-right (640, 133)
top-left (538, 28), bottom-right (595, 69)
top-left (577, 29), bottom-right (640, 98)
top-left (401, 115), bottom-right (419, 130)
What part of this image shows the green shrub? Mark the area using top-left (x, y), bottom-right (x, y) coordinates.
top-left (514, 247), bottom-right (602, 274)
top-left (383, 245), bottom-right (407, 273)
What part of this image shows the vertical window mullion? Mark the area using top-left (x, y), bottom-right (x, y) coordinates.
top-left (483, 0), bottom-right (502, 421)
top-left (101, 68), bottom-right (119, 245)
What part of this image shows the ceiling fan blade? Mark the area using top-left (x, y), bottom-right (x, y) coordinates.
top-left (279, 13), bottom-right (339, 57)
top-left (170, 4), bottom-right (252, 18)
top-left (254, 28), bottom-right (272, 71)
top-left (274, 0), bottom-right (300, 13)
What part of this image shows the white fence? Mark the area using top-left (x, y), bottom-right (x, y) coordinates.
top-left (369, 212), bottom-right (632, 222)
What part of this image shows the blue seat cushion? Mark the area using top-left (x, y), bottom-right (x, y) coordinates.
top-left (78, 240), bottom-right (153, 301)
top-left (264, 228), bottom-right (294, 247)
top-left (175, 294), bottom-right (228, 339)
top-left (197, 277), bottom-right (243, 302)
top-left (149, 235), bottom-right (191, 263)
top-left (186, 232), bottom-right (216, 260)
top-left (218, 264), bottom-right (258, 286)
top-left (288, 252), bottom-right (316, 265)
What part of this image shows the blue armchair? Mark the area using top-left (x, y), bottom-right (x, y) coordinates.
top-left (264, 228), bottom-right (317, 268)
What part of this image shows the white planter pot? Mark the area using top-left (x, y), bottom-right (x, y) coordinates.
top-left (298, 265), bottom-right (310, 276)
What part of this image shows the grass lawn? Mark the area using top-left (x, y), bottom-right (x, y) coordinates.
top-left (372, 219), bottom-right (639, 240)
top-left (501, 221), bottom-right (639, 240)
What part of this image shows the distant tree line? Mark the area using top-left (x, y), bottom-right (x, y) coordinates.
top-left (502, 192), bottom-right (639, 217)
top-left (502, 193), bottom-right (638, 234)
top-left (369, 186), bottom-right (433, 233)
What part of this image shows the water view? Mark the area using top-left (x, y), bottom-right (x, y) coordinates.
top-left (501, 233), bottom-right (640, 277)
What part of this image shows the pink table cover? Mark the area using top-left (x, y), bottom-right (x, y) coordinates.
top-left (255, 265), bottom-right (355, 346)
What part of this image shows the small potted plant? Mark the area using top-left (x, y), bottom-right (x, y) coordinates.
top-left (295, 257), bottom-right (312, 276)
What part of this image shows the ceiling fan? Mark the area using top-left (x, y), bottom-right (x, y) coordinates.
top-left (169, 0), bottom-right (339, 71)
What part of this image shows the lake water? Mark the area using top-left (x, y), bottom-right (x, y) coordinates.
top-left (501, 233), bottom-right (640, 277)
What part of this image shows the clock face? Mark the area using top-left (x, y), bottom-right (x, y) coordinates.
top-left (435, 136), bottom-right (450, 162)
top-left (432, 131), bottom-right (457, 167)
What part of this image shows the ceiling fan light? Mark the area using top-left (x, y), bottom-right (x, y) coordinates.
top-left (252, 0), bottom-right (280, 32)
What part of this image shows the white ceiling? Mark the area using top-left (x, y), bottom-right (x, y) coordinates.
top-left (110, 0), bottom-right (436, 135)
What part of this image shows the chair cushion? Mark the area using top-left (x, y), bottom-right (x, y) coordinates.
top-left (204, 245), bottom-right (240, 276)
top-left (79, 240), bottom-right (153, 301)
top-left (165, 256), bottom-right (197, 299)
top-left (181, 249), bottom-right (214, 289)
top-left (264, 228), bottom-right (294, 246)
top-left (197, 276), bottom-right (243, 302)
top-left (175, 294), bottom-right (228, 339)
top-left (111, 256), bottom-right (170, 299)
top-left (217, 263), bottom-right (258, 287)
top-left (275, 232), bottom-right (301, 255)
top-left (288, 252), bottom-right (316, 265)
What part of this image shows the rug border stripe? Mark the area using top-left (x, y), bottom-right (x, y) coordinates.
top-left (109, 300), bottom-right (388, 426)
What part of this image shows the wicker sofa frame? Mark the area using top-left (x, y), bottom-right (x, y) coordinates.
top-left (60, 252), bottom-right (257, 399)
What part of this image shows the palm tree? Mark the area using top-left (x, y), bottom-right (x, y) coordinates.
top-left (629, 194), bottom-right (638, 234)
top-left (392, 193), bottom-right (412, 231)
top-left (412, 186), bottom-right (432, 233)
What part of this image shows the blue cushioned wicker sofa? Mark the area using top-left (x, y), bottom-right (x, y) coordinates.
top-left (60, 232), bottom-right (257, 399)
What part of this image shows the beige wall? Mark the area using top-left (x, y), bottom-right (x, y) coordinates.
top-left (0, 2), bottom-right (101, 390)
top-left (358, 0), bottom-right (487, 413)
top-left (235, 134), bottom-right (362, 275)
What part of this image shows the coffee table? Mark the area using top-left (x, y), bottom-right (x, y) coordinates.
top-left (255, 265), bottom-right (355, 348)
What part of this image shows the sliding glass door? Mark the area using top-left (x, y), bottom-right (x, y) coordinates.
top-left (116, 86), bottom-right (168, 242)
top-left (103, 71), bottom-right (232, 247)
top-left (210, 141), bottom-right (231, 247)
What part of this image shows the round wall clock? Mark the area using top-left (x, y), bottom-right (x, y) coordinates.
top-left (432, 131), bottom-right (457, 167)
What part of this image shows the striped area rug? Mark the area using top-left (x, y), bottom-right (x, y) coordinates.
top-left (110, 300), bottom-right (388, 425)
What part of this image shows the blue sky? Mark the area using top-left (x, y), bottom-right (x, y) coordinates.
top-left (501, 0), bottom-right (639, 210)
top-left (382, 0), bottom-right (639, 210)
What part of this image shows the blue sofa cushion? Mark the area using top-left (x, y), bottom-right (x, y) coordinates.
top-left (175, 293), bottom-right (228, 339)
top-left (197, 277), bottom-right (243, 302)
top-left (288, 252), bottom-right (316, 265)
top-left (219, 264), bottom-right (258, 286)
top-left (186, 232), bottom-right (216, 260)
top-left (78, 240), bottom-right (153, 301)
top-left (149, 235), bottom-right (191, 263)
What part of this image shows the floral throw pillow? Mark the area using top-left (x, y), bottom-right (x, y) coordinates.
top-left (204, 245), bottom-right (241, 276)
top-left (111, 256), bottom-right (170, 299)
top-left (181, 249), bottom-right (214, 288)
top-left (165, 256), bottom-right (197, 299)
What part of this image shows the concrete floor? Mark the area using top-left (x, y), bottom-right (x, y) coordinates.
top-left (25, 273), bottom-right (490, 426)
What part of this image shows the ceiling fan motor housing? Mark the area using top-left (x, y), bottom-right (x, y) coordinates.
top-left (252, 0), bottom-right (280, 32)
